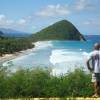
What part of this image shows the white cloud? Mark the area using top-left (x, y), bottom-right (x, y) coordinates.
top-left (0, 15), bottom-right (6, 25)
top-left (36, 4), bottom-right (70, 17)
top-left (0, 14), bottom-right (30, 31)
top-left (83, 21), bottom-right (90, 25)
top-left (0, 15), bottom-right (6, 20)
top-left (35, 0), bottom-right (100, 18)
top-left (17, 19), bottom-right (27, 25)
top-left (74, 0), bottom-right (89, 10)
top-left (6, 20), bottom-right (14, 25)
top-left (83, 18), bottom-right (100, 26)
top-left (74, 0), bottom-right (100, 11)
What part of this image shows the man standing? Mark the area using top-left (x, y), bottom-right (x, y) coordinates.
top-left (87, 43), bottom-right (100, 97)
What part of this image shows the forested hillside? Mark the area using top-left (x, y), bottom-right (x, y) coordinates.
top-left (32, 20), bottom-right (85, 41)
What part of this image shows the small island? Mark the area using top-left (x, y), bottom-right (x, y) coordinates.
top-left (32, 20), bottom-right (86, 41)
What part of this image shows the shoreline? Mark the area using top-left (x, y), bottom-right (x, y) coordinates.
top-left (0, 48), bottom-right (34, 65)
top-left (0, 41), bottom-right (50, 66)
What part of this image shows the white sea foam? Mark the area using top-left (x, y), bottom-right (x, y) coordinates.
top-left (82, 52), bottom-right (89, 56)
top-left (34, 41), bottom-right (53, 50)
top-left (49, 49), bottom-right (89, 75)
top-left (82, 52), bottom-right (90, 62)
top-left (50, 49), bottom-right (83, 65)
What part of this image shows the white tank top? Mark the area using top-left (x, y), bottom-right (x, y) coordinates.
top-left (88, 50), bottom-right (100, 73)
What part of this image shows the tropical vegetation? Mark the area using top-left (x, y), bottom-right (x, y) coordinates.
top-left (0, 67), bottom-right (93, 98)
top-left (0, 37), bottom-right (34, 56)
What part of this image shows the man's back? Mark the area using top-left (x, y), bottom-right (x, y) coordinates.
top-left (88, 50), bottom-right (100, 73)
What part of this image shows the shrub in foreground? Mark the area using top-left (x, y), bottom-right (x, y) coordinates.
top-left (0, 67), bottom-right (93, 98)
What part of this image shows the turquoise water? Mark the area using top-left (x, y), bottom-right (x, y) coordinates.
top-left (3, 35), bottom-right (100, 75)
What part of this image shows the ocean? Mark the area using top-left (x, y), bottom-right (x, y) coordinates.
top-left (3, 35), bottom-right (100, 75)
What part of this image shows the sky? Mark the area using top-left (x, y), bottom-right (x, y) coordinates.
top-left (0, 0), bottom-right (100, 35)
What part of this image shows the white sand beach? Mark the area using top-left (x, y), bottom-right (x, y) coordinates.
top-left (0, 48), bottom-right (34, 65)
top-left (0, 41), bottom-right (48, 66)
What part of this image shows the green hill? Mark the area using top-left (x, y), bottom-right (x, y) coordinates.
top-left (32, 20), bottom-right (86, 41)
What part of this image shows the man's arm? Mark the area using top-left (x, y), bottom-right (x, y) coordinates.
top-left (86, 57), bottom-right (93, 72)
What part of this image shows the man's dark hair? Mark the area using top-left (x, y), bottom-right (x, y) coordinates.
top-left (94, 43), bottom-right (100, 50)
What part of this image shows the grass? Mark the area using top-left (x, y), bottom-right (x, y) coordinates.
top-left (0, 67), bottom-right (95, 98)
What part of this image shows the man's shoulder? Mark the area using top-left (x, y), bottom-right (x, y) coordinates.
top-left (89, 50), bottom-right (100, 56)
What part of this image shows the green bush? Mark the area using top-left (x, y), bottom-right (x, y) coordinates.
top-left (0, 38), bottom-right (34, 55)
top-left (0, 67), bottom-right (93, 98)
